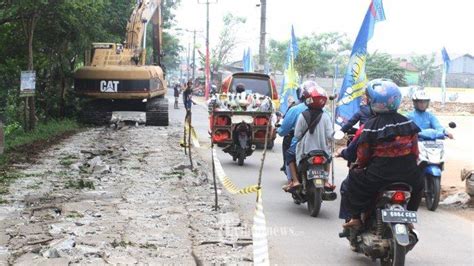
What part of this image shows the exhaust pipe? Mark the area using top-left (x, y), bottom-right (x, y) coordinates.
top-left (251, 144), bottom-right (256, 150)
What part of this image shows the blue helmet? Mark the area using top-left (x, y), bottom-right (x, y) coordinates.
top-left (366, 79), bottom-right (401, 113)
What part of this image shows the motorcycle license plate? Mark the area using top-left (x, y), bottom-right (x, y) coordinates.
top-left (381, 209), bottom-right (417, 223)
top-left (308, 169), bottom-right (325, 179)
top-left (423, 141), bottom-right (443, 149)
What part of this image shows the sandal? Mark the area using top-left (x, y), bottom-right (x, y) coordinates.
top-left (324, 183), bottom-right (336, 191)
top-left (342, 218), bottom-right (362, 229)
top-left (286, 182), bottom-right (302, 193)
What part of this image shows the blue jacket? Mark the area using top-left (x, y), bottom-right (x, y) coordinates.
top-left (277, 103), bottom-right (308, 137)
top-left (406, 110), bottom-right (445, 139)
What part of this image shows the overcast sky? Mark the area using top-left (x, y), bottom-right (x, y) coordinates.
top-left (173, 0), bottom-right (474, 61)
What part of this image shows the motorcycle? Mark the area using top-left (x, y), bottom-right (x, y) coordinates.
top-left (223, 121), bottom-right (255, 166)
top-left (340, 182), bottom-right (419, 266)
top-left (292, 150), bottom-right (337, 217)
top-left (418, 122), bottom-right (456, 211)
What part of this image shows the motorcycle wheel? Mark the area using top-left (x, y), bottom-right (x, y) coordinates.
top-left (237, 153), bottom-right (245, 166)
top-left (381, 238), bottom-right (406, 266)
top-left (306, 181), bottom-right (322, 217)
top-left (425, 175), bottom-right (441, 211)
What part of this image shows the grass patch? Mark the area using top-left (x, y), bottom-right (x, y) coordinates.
top-left (59, 154), bottom-right (79, 167)
top-left (0, 171), bottom-right (24, 194)
top-left (4, 119), bottom-right (80, 152)
top-left (0, 119), bottom-right (80, 170)
top-left (65, 179), bottom-right (95, 190)
top-left (111, 240), bottom-right (135, 248)
top-left (139, 243), bottom-right (157, 249)
top-left (66, 210), bottom-right (84, 218)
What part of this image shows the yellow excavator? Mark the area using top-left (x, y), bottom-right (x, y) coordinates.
top-left (74, 0), bottom-right (168, 126)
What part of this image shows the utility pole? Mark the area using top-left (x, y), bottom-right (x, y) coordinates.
top-left (192, 30), bottom-right (196, 81)
top-left (258, 0), bottom-right (267, 72)
top-left (198, 0), bottom-right (218, 99)
top-left (205, 1), bottom-right (210, 98)
top-left (186, 42), bottom-right (191, 81)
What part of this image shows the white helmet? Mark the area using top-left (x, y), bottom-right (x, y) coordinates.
top-left (412, 90), bottom-right (430, 101)
top-left (412, 90), bottom-right (430, 112)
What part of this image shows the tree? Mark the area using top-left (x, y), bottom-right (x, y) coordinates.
top-left (410, 53), bottom-right (436, 86)
top-left (267, 32), bottom-right (351, 78)
top-left (267, 39), bottom-right (287, 73)
top-left (211, 13), bottom-right (246, 74)
top-left (366, 52), bottom-right (407, 86)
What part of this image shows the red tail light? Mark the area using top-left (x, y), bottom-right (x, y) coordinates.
top-left (392, 191), bottom-right (406, 204)
top-left (212, 130), bottom-right (230, 142)
top-left (254, 116), bottom-right (269, 126)
top-left (215, 115), bottom-right (231, 126)
top-left (312, 156), bottom-right (325, 165)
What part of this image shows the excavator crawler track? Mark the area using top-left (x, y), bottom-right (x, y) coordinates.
top-left (146, 97), bottom-right (169, 126)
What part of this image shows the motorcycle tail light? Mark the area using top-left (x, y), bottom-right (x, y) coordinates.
top-left (312, 155), bottom-right (326, 165)
top-left (215, 115), bottom-right (231, 126)
top-left (391, 191), bottom-right (406, 204)
top-left (254, 116), bottom-right (269, 126)
top-left (212, 130), bottom-right (230, 142)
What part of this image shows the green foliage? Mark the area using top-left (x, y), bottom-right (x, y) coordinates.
top-left (211, 13), bottom-right (246, 74)
top-left (268, 32), bottom-right (351, 78)
top-left (366, 52), bottom-right (407, 86)
top-left (5, 119), bottom-right (79, 151)
top-left (65, 179), bottom-right (94, 190)
top-left (410, 53), bottom-right (437, 86)
top-left (0, 0), bottom-right (182, 127)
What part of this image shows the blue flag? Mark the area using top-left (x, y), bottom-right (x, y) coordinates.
top-left (247, 48), bottom-right (254, 72)
top-left (441, 47), bottom-right (451, 71)
top-left (441, 47), bottom-right (451, 105)
top-left (243, 49), bottom-right (249, 71)
top-left (243, 48), bottom-right (254, 72)
top-left (279, 25), bottom-right (300, 114)
top-left (335, 0), bottom-right (386, 125)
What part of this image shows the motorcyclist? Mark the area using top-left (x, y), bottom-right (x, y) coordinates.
top-left (342, 79), bottom-right (423, 229)
top-left (340, 94), bottom-right (373, 134)
top-left (277, 81), bottom-right (316, 191)
top-left (294, 85), bottom-right (334, 188)
top-left (406, 90), bottom-right (454, 139)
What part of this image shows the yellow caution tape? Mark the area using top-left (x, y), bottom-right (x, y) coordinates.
top-left (212, 148), bottom-right (258, 195)
top-left (211, 148), bottom-right (270, 264)
top-left (181, 122), bottom-right (200, 148)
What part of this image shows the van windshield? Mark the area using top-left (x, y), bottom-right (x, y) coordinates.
top-left (230, 77), bottom-right (271, 97)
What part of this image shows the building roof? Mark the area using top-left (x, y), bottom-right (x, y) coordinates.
top-left (399, 60), bottom-right (418, 72)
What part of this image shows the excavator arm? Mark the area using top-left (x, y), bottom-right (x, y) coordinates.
top-left (125, 0), bottom-right (161, 50)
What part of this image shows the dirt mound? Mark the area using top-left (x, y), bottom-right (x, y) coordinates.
top-left (399, 97), bottom-right (474, 115)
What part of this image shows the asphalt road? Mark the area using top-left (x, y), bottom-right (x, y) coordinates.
top-left (168, 93), bottom-right (473, 265)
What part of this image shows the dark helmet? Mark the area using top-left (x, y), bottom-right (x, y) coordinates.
top-left (236, 83), bottom-right (245, 93)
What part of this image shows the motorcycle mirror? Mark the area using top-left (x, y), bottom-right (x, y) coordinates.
top-left (448, 122), bottom-right (457, 129)
top-left (275, 124), bottom-right (281, 128)
top-left (329, 94), bottom-right (337, 101)
top-left (334, 130), bottom-right (344, 140)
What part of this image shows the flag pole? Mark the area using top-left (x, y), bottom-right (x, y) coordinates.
top-left (441, 62), bottom-right (447, 108)
top-left (331, 64), bottom-right (338, 186)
